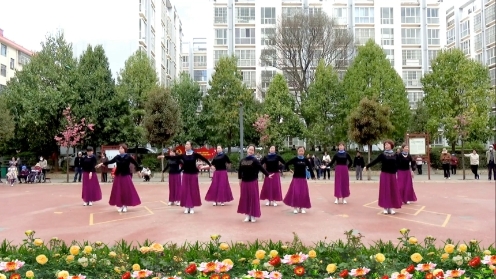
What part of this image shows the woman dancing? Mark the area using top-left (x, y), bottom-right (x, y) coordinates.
top-left (238, 144), bottom-right (273, 222)
top-left (81, 146), bottom-right (102, 206)
top-left (327, 142), bottom-right (353, 204)
top-left (363, 140), bottom-right (402, 215)
top-left (260, 145), bottom-right (286, 207)
top-left (396, 144), bottom-right (417, 205)
top-left (205, 145), bottom-right (233, 206)
top-left (96, 143), bottom-right (141, 213)
top-left (283, 146), bottom-right (315, 214)
top-left (162, 149), bottom-right (182, 206)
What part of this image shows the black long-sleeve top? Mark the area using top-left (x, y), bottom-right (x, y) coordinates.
top-left (103, 154), bottom-right (139, 176)
top-left (163, 158), bottom-right (182, 174)
top-left (238, 156), bottom-right (270, 182)
top-left (397, 153), bottom-right (416, 171)
top-left (365, 152), bottom-right (398, 174)
top-left (212, 153), bottom-right (231, 170)
top-left (260, 154), bottom-right (285, 173)
top-left (166, 152), bottom-right (211, 174)
top-left (81, 155), bottom-right (97, 172)
top-left (329, 152), bottom-right (353, 168)
top-left (74, 156), bottom-right (83, 168)
top-left (285, 157), bottom-right (315, 179)
top-left (353, 156), bottom-right (365, 168)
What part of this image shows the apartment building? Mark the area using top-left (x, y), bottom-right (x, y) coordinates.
top-left (446, 0), bottom-right (496, 87)
top-left (181, 38), bottom-right (209, 94)
top-left (0, 28), bottom-right (32, 92)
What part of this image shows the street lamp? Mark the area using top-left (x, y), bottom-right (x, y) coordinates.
top-left (239, 102), bottom-right (244, 158)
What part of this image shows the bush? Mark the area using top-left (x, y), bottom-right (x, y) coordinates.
top-left (1, 230), bottom-right (494, 279)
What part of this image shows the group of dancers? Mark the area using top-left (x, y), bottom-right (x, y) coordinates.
top-left (76, 140), bottom-right (417, 222)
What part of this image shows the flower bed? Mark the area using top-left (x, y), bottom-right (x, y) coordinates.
top-left (0, 229), bottom-right (494, 279)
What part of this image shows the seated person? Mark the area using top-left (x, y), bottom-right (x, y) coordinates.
top-left (18, 166), bottom-right (29, 183)
top-left (141, 167), bottom-right (151, 182)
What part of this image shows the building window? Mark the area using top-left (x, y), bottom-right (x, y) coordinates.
top-left (402, 70), bottom-right (422, 87)
top-left (261, 7), bottom-right (276, 24)
top-left (0, 84), bottom-right (5, 92)
top-left (261, 28), bottom-right (275, 45)
top-left (193, 70), bottom-right (207, 82)
top-left (487, 47), bottom-right (495, 65)
top-left (150, 31), bottom-right (155, 53)
top-left (427, 8), bottom-right (439, 24)
top-left (354, 7), bottom-right (374, 24)
top-left (461, 40), bottom-right (470, 55)
top-left (194, 55), bottom-right (207, 67)
top-left (235, 49), bottom-right (256, 67)
top-left (401, 28), bottom-right (421, 45)
top-left (474, 33), bottom-right (483, 51)
top-left (355, 28), bottom-right (375, 44)
top-left (214, 7), bottom-right (227, 24)
top-left (282, 7), bottom-right (300, 19)
top-left (475, 53), bottom-right (483, 63)
top-left (308, 7), bottom-right (322, 16)
top-left (181, 55), bottom-right (188, 69)
top-left (261, 49), bottom-right (276, 67)
top-left (18, 51), bottom-right (30, 65)
top-left (428, 50), bottom-right (440, 67)
top-left (333, 7), bottom-right (347, 25)
top-left (490, 68), bottom-right (496, 87)
top-left (486, 4), bottom-right (495, 25)
top-left (235, 28), bottom-right (255, 45)
top-left (9, 58), bottom-right (14, 70)
top-left (383, 49), bottom-right (394, 66)
top-left (427, 29), bottom-right (440, 45)
top-left (446, 28), bottom-right (455, 45)
top-left (214, 50), bottom-right (228, 64)
top-left (401, 7), bottom-right (420, 24)
top-left (474, 13), bottom-right (482, 32)
top-left (235, 7), bottom-right (255, 24)
top-left (408, 91), bottom-right (424, 107)
top-left (0, 64), bottom-right (6, 77)
top-left (486, 26), bottom-right (495, 45)
top-left (139, 18), bottom-right (147, 41)
top-left (261, 70), bottom-right (276, 89)
top-left (380, 28), bottom-right (394, 46)
top-left (402, 50), bottom-right (422, 66)
top-left (460, 21), bottom-right (470, 38)
top-left (0, 44), bottom-right (6, 56)
top-left (241, 70), bottom-right (256, 88)
top-left (380, 7), bottom-right (393, 24)
top-left (215, 29), bottom-right (227, 45)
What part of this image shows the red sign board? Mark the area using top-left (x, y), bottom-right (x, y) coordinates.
top-left (173, 145), bottom-right (216, 160)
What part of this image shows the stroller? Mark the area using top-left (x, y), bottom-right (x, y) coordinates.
top-left (27, 165), bottom-right (43, 183)
top-left (6, 166), bottom-right (18, 187)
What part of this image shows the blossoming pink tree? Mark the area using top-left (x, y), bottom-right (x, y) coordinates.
top-left (54, 106), bottom-right (95, 183)
top-left (253, 114), bottom-right (271, 150)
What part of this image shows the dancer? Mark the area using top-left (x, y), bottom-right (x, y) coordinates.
top-left (260, 145), bottom-right (286, 207)
top-left (396, 144), bottom-right (417, 205)
top-left (328, 143), bottom-right (353, 204)
top-left (159, 141), bottom-right (211, 214)
top-left (81, 146), bottom-right (102, 206)
top-left (283, 146), bottom-right (316, 214)
top-left (237, 144), bottom-right (273, 222)
top-left (96, 143), bottom-right (141, 213)
top-left (464, 149), bottom-right (480, 180)
top-left (440, 148), bottom-right (451, 179)
top-left (205, 145), bottom-right (233, 206)
top-left (363, 140), bottom-right (402, 215)
top-left (161, 149), bottom-right (182, 206)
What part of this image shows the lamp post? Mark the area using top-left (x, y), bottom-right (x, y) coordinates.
top-left (239, 102), bottom-right (244, 159)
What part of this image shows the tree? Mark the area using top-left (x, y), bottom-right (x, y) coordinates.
top-left (170, 72), bottom-right (205, 145)
top-left (253, 114), bottom-right (271, 148)
top-left (348, 97), bottom-right (393, 180)
top-left (75, 44), bottom-right (133, 147)
top-left (0, 95), bottom-right (15, 149)
top-left (300, 60), bottom-right (344, 148)
top-left (202, 56), bottom-right (257, 152)
top-left (261, 10), bottom-right (354, 107)
top-left (262, 74), bottom-right (303, 147)
top-left (342, 40), bottom-right (411, 143)
top-left (3, 31), bottom-right (79, 165)
top-left (54, 106), bottom-right (95, 182)
top-left (408, 101), bottom-right (430, 134)
top-left (116, 50), bottom-right (158, 147)
top-left (421, 48), bottom-right (493, 151)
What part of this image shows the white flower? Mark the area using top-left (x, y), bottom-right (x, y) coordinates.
top-left (78, 257), bottom-right (88, 267)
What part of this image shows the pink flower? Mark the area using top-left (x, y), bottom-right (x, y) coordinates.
top-left (247, 270), bottom-right (269, 278)
top-left (281, 253), bottom-right (309, 264)
top-left (215, 261), bottom-right (233, 273)
top-left (0, 260), bottom-right (25, 271)
top-left (482, 255), bottom-right (496, 265)
top-left (69, 275), bottom-right (86, 279)
top-left (350, 267), bottom-right (370, 277)
top-left (445, 269), bottom-right (465, 278)
top-left (415, 262), bottom-right (437, 272)
top-left (198, 261), bottom-right (218, 273)
top-left (391, 272), bottom-right (413, 279)
top-left (268, 271), bottom-right (282, 279)
top-left (131, 270), bottom-right (153, 278)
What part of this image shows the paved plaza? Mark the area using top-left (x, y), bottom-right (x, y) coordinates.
top-left (1, 173), bottom-right (494, 247)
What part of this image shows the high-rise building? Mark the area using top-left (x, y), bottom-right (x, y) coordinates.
top-left (181, 38), bottom-right (209, 94)
top-left (0, 28), bottom-right (32, 92)
top-left (446, 0), bottom-right (495, 87)
top-left (208, 0), bottom-right (446, 108)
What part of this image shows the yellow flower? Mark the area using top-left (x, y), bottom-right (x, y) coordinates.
top-left (83, 245), bottom-right (93, 254)
top-left (36, 254), bottom-right (48, 265)
top-left (238, 258), bottom-right (246, 262)
top-left (375, 253), bottom-right (386, 263)
top-left (95, 241), bottom-right (103, 246)
top-left (326, 263), bottom-right (337, 273)
top-left (433, 268), bottom-right (443, 275)
top-left (252, 259), bottom-right (260, 265)
top-left (0, 274), bottom-right (6, 279)
top-left (410, 253), bottom-right (423, 263)
top-left (427, 252), bottom-right (435, 256)
top-left (219, 243), bottom-right (229, 251)
top-left (444, 244), bottom-right (455, 254)
top-left (173, 256), bottom-right (182, 262)
top-left (484, 250), bottom-right (492, 255)
top-left (458, 244), bottom-right (467, 253)
top-left (269, 250), bottom-right (278, 258)
top-left (401, 269), bottom-right (407, 274)
top-left (114, 266), bottom-right (121, 273)
top-left (210, 234), bottom-right (220, 240)
top-left (33, 238), bottom-right (43, 246)
top-left (57, 270), bottom-right (69, 279)
top-left (139, 246), bottom-right (150, 254)
top-left (399, 228), bottom-right (408, 235)
top-left (222, 259), bottom-right (234, 266)
top-left (255, 250), bottom-right (266, 260)
top-left (441, 253), bottom-right (449, 260)
top-left (69, 245), bottom-right (80, 256)
top-left (308, 250), bottom-right (317, 258)
top-left (489, 265), bottom-right (495, 270)
top-left (470, 239), bottom-right (477, 244)
top-left (281, 245), bottom-right (288, 250)
top-left (150, 243), bottom-right (164, 252)
top-left (52, 237), bottom-right (59, 241)
top-left (408, 237), bottom-right (418, 244)
top-left (25, 270), bottom-right (34, 278)
top-left (108, 251), bottom-right (117, 257)
top-left (66, 255), bottom-right (74, 263)
top-left (132, 264), bottom-right (141, 271)
top-left (25, 230), bottom-right (34, 236)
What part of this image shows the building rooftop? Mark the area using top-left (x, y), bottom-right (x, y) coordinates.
top-left (0, 28), bottom-right (33, 55)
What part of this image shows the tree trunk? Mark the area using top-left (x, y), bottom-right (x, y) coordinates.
top-left (367, 144), bottom-right (372, 181)
top-left (451, 142), bottom-right (456, 153)
top-left (160, 143), bottom-right (165, 182)
top-left (66, 147), bottom-right (69, 183)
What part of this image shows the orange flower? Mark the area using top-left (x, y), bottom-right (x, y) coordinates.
top-left (9, 274), bottom-right (21, 279)
top-left (210, 274), bottom-right (220, 279)
top-left (6, 262), bottom-right (16, 271)
top-left (205, 262), bottom-right (217, 273)
top-left (290, 255), bottom-right (301, 264)
top-left (251, 271), bottom-right (266, 279)
top-left (425, 273), bottom-right (434, 279)
top-left (294, 266), bottom-right (305, 277)
top-left (221, 274), bottom-right (230, 279)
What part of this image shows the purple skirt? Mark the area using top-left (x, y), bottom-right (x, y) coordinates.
top-left (397, 170), bottom-right (417, 203)
top-left (283, 177), bottom-right (311, 209)
top-left (205, 170), bottom-right (234, 203)
top-left (260, 172), bottom-right (283, 201)
top-left (82, 172), bottom-right (102, 202)
top-left (378, 172), bottom-right (402, 209)
top-left (168, 173), bottom-right (182, 202)
top-left (334, 165), bottom-right (350, 198)
top-left (237, 180), bottom-right (261, 218)
top-left (180, 173), bottom-right (202, 208)
top-left (108, 174), bottom-right (141, 207)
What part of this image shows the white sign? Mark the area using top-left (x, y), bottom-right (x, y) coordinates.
top-left (409, 138), bottom-right (426, 155)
